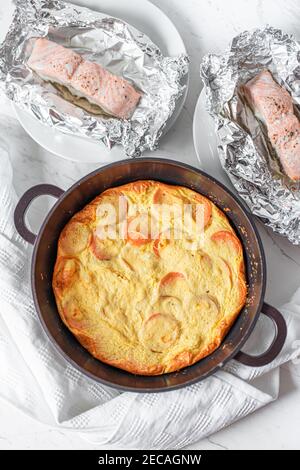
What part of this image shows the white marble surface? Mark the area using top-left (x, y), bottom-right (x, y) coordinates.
top-left (0, 0), bottom-right (300, 450)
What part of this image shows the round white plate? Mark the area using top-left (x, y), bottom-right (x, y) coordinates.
top-left (13, 0), bottom-right (188, 163)
top-left (193, 89), bottom-right (235, 189)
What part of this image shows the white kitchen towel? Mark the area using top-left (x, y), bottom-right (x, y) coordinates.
top-left (0, 142), bottom-right (300, 449)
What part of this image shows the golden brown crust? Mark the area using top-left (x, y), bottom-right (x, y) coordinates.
top-left (53, 180), bottom-right (247, 375)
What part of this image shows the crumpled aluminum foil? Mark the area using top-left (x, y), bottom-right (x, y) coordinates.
top-left (200, 27), bottom-right (300, 245)
top-left (0, 0), bottom-right (188, 157)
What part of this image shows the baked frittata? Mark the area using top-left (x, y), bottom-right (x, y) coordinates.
top-left (52, 181), bottom-right (246, 375)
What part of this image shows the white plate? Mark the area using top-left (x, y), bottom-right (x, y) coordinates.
top-left (13, 0), bottom-right (188, 163)
top-left (193, 90), bottom-right (236, 190)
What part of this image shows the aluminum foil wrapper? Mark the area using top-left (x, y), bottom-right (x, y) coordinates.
top-left (200, 27), bottom-right (300, 244)
top-left (0, 0), bottom-right (188, 157)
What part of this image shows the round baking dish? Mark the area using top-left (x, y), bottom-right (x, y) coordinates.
top-left (14, 158), bottom-right (287, 392)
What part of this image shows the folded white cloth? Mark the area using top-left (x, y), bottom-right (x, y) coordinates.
top-left (0, 141), bottom-right (300, 449)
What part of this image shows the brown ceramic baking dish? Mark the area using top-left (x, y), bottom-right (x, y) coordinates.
top-left (14, 158), bottom-right (287, 392)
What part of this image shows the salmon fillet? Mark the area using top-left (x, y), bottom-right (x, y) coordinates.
top-left (241, 70), bottom-right (300, 181)
top-left (27, 38), bottom-right (141, 119)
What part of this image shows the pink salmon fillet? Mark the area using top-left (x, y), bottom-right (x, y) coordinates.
top-left (241, 70), bottom-right (300, 181)
top-left (27, 38), bottom-right (141, 119)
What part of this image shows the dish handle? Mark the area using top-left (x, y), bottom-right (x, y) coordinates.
top-left (234, 302), bottom-right (287, 367)
top-left (14, 184), bottom-right (64, 245)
